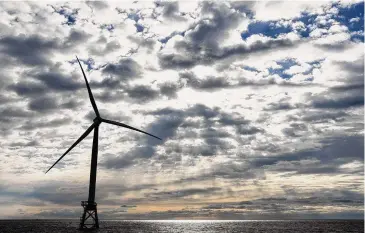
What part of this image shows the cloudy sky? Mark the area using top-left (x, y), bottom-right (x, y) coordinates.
top-left (0, 0), bottom-right (363, 220)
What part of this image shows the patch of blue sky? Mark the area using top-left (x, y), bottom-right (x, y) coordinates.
top-left (307, 59), bottom-right (325, 66)
top-left (333, 1), bottom-right (364, 42)
top-left (241, 2), bottom-right (363, 41)
top-left (159, 31), bottom-right (186, 44)
top-left (83, 58), bottom-right (95, 71)
top-left (267, 58), bottom-right (299, 80)
top-left (69, 58), bottom-right (95, 71)
top-left (241, 14), bottom-right (319, 40)
top-left (128, 12), bottom-right (140, 22)
top-left (242, 65), bottom-right (259, 72)
top-left (299, 2), bottom-right (364, 41)
top-left (276, 58), bottom-right (298, 70)
top-left (304, 77), bottom-right (314, 82)
top-left (52, 7), bottom-right (79, 26)
top-left (267, 58), bottom-right (323, 80)
top-left (135, 23), bottom-right (144, 33)
top-left (334, 2), bottom-right (364, 31)
top-left (241, 20), bottom-right (293, 40)
top-left (303, 59), bottom-right (324, 75)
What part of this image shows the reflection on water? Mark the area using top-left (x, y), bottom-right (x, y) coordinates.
top-left (0, 219), bottom-right (363, 233)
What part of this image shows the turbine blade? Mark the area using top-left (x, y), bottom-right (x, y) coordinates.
top-left (101, 118), bottom-right (162, 140)
top-left (76, 56), bottom-right (100, 117)
top-left (45, 123), bottom-right (95, 174)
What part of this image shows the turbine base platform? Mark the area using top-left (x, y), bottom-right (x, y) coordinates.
top-left (79, 201), bottom-right (99, 230)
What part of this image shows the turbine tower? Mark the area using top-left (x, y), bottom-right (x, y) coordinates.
top-left (45, 56), bottom-right (162, 230)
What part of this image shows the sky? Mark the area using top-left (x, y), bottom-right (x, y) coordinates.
top-left (0, 0), bottom-right (363, 220)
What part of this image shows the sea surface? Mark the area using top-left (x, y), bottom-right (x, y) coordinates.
top-left (0, 220), bottom-right (363, 233)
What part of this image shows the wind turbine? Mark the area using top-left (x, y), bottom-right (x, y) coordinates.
top-left (45, 56), bottom-right (162, 229)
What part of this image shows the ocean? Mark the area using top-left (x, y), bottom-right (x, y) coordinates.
top-left (0, 220), bottom-right (363, 233)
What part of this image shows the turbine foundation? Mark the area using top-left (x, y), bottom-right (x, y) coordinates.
top-left (79, 201), bottom-right (99, 230)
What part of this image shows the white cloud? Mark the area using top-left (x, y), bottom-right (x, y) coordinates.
top-left (253, 1), bottom-right (330, 21)
top-left (0, 1), bottom-right (363, 220)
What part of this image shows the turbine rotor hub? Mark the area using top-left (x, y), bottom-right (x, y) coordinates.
top-left (93, 117), bottom-right (101, 124)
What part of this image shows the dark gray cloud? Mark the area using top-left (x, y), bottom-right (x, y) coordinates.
top-left (310, 93), bottom-right (364, 109)
top-left (0, 106), bottom-right (35, 135)
top-left (101, 104), bottom-right (263, 169)
top-left (309, 57), bottom-right (364, 109)
top-left (89, 39), bottom-right (121, 56)
top-left (158, 1), bottom-right (300, 71)
top-left (158, 82), bottom-right (181, 98)
top-left (19, 117), bottom-right (71, 130)
top-left (9, 140), bottom-right (39, 148)
top-left (102, 58), bottom-right (142, 81)
top-left (158, 1), bottom-right (186, 21)
top-left (90, 76), bottom-right (123, 90)
top-left (86, 1), bottom-right (109, 10)
top-left (101, 114), bottom-right (184, 169)
top-left (158, 1), bottom-right (243, 69)
top-left (91, 81), bottom-right (176, 104)
top-left (28, 96), bottom-right (58, 112)
top-left (0, 106), bottom-right (34, 119)
top-left (33, 70), bottom-right (83, 92)
top-left (0, 182), bottom-right (89, 207)
top-left (206, 161), bottom-right (265, 180)
top-left (127, 35), bottom-right (156, 52)
top-left (0, 30), bottom-right (92, 70)
top-left (237, 125), bottom-right (263, 135)
top-left (28, 95), bottom-right (81, 113)
top-left (64, 29), bottom-right (90, 48)
top-left (249, 135), bottom-right (364, 175)
top-left (0, 34), bottom-right (58, 66)
top-left (281, 122), bottom-right (308, 138)
top-left (9, 81), bottom-right (47, 97)
top-left (264, 102), bottom-right (296, 111)
top-left (179, 72), bottom-right (231, 90)
top-left (125, 85), bottom-right (159, 102)
top-left (175, 70), bottom-right (311, 94)
top-left (202, 189), bottom-right (364, 212)
top-left (94, 90), bottom-right (125, 103)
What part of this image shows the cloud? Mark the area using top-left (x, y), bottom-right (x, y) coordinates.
top-left (101, 103), bottom-right (264, 169)
top-left (145, 187), bottom-right (221, 200)
top-left (51, 4), bottom-right (79, 26)
top-left (30, 69), bottom-right (83, 92)
top-left (125, 85), bottom-right (159, 102)
top-left (0, 107), bottom-right (34, 119)
top-left (159, 1), bottom-right (186, 22)
top-left (158, 34), bottom-right (299, 70)
top-left (0, 34), bottom-right (58, 66)
top-left (250, 135), bottom-right (364, 176)
top-left (102, 58), bottom-right (142, 80)
top-left (0, 1), bottom-right (363, 220)
top-left (201, 188), bottom-right (364, 214)
top-left (28, 96), bottom-right (58, 112)
top-left (9, 81), bottom-right (47, 97)
top-left (20, 117), bottom-right (71, 131)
